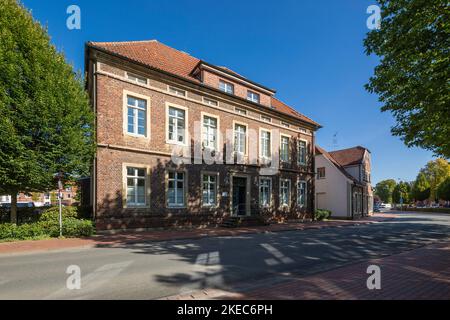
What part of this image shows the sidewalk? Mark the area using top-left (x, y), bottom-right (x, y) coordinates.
top-left (0, 213), bottom-right (395, 255)
top-left (163, 241), bottom-right (450, 300)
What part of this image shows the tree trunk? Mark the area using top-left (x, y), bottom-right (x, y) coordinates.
top-left (10, 192), bottom-right (17, 224)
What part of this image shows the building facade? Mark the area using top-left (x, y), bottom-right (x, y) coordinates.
top-left (315, 146), bottom-right (373, 219)
top-left (85, 40), bottom-right (321, 230)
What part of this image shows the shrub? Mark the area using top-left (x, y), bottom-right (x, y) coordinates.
top-left (315, 209), bottom-right (331, 221)
top-left (40, 206), bottom-right (78, 222)
top-left (0, 223), bottom-right (47, 240)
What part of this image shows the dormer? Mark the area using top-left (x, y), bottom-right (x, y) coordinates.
top-left (191, 61), bottom-right (276, 108)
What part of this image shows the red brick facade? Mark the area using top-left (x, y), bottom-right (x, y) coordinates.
top-left (86, 40), bottom-right (321, 231)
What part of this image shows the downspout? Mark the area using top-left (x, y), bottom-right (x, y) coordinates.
top-left (92, 59), bottom-right (98, 221)
top-left (311, 131), bottom-right (316, 221)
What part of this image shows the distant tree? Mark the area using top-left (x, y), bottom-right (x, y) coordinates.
top-left (31, 192), bottom-right (40, 202)
top-left (364, 0), bottom-right (450, 158)
top-left (375, 179), bottom-right (397, 203)
top-left (437, 177), bottom-right (450, 201)
top-left (0, 0), bottom-right (95, 223)
top-left (392, 181), bottom-right (411, 204)
top-left (411, 172), bottom-right (431, 201)
top-left (421, 159), bottom-right (450, 201)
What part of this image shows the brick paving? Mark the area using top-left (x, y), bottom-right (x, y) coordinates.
top-left (163, 241), bottom-right (450, 300)
top-left (0, 213), bottom-right (395, 255)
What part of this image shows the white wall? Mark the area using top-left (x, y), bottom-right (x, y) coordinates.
top-left (315, 154), bottom-right (351, 218)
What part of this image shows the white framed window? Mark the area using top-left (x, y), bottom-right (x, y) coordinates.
top-left (202, 115), bottom-right (218, 150)
top-left (127, 96), bottom-right (147, 136)
top-left (281, 121), bottom-right (290, 128)
top-left (261, 115), bottom-right (272, 123)
top-left (126, 167), bottom-right (146, 206)
top-left (167, 105), bottom-right (187, 144)
top-left (317, 167), bottom-right (326, 179)
top-left (298, 140), bottom-right (307, 165)
top-left (259, 177), bottom-right (272, 207)
top-left (260, 129), bottom-right (271, 159)
top-left (127, 72), bottom-right (147, 85)
top-left (167, 171), bottom-right (185, 207)
top-left (203, 97), bottom-right (218, 107)
top-left (234, 123), bottom-right (247, 154)
top-left (168, 86), bottom-right (186, 97)
top-left (280, 135), bottom-right (290, 163)
top-left (202, 174), bottom-right (218, 206)
top-left (247, 91), bottom-right (260, 103)
top-left (219, 80), bottom-right (234, 94)
top-left (297, 181), bottom-right (307, 207)
top-left (235, 107), bottom-right (247, 115)
top-left (279, 179), bottom-right (291, 207)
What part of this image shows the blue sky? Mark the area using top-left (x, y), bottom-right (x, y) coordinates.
top-left (21, 0), bottom-right (435, 184)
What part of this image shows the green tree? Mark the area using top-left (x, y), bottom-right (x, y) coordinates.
top-left (392, 181), bottom-right (411, 205)
top-left (364, 0), bottom-right (450, 158)
top-left (437, 177), bottom-right (450, 201)
top-left (421, 159), bottom-right (450, 201)
top-left (411, 172), bottom-right (431, 201)
top-left (375, 179), bottom-right (397, 203)
top-left (0, 0), bottom-right (95, 223)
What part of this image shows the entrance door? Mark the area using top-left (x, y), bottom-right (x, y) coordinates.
top-left (232, 177), bottom-right (247, 216)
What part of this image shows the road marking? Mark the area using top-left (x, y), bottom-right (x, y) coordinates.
top-left (261, 243), bottom-right (294, 265)
top-left (43, 260), bottom-right (134, 300)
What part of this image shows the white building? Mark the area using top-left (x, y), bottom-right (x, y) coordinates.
top-left (0, 195), bottom-right (11, 204)
top-left (315, 146), bottom-right (373, 219)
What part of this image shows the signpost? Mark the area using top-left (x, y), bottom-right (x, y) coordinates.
top-left (58, 176), bottom-right (63, 237)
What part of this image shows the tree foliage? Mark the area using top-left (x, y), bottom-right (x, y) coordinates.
top-left (375, 179), bottom-right (397, 203)
top-left (420, 158), bottom-right (450, 200)
top-left (364, 0), bottom-right (450, 157)
top-left (437, 177), bottom-right (450, 201)
top-left (0, 0), bottom-right (95, 222)
top-left (392, 181), bottom-right (411, 204)
top-left (411, 171), bottom-right (431, 201)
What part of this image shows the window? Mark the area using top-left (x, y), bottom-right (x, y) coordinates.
top-left (235, 107), bottom-right (247, 115)
top-left (297, 181), bottom-right (307, 207)
top-left (298, 140), bottom-right (307, 165)
top-left (261, 115), bottom-right (272, 123)
top-left (281, 121), bottom-right (290, 128)
top-left (317, 167), bottom-right (326, 179)
top-left (247, 91), bottom-right (260, 103)
top-left (219, 80), bottom-right (234, 94)
top-left (202, 115), bottom-right (218, 150)
top-left (280, 136), bottom-right (290, 162)
top-left (168, 86), bottom-right (186, 97)
top-left (299, 128), bottom-right (309, 134)
top-left (234, 123), bottom-right (247, 154)
top-left (126, 167), bottom-right (146, 206)
top-left (168, 171), bottom-right (185, 207)
top-left (202, 174), bottom-right (217, 206)
top-left (280, 179), bottom-right (291, 207)
top-left (260, 130), bottom-right (271, 159)
top-left (127, 73), bottom-right (147, 85)
top-left (127, 96), bottom-right (147, 136)
top-left (203, 97), bottom-right (218, 107)
top-left (259, 178), bottom-right (272, 207)
top-left (167, 106), bottom-right (186, 144)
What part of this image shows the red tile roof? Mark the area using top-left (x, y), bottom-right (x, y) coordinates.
top-left (88, 40), bottom-right (320, 127)
top-left (315, 146), bottom-right (363, 185)
top-left (328, 146), bottom-right (367, 167)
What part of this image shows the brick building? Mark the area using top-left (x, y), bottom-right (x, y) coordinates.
top-left (85, 40), bottom-right (321, 230)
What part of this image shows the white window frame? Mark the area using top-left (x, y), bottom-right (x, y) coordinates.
top-left (201, 172), bottom-right (219, 207)
top-left (279, 178), bottom-right (291, 208)
top-left (219, 80), bottom-right (234, 94)
top-left (122, 90), bottom-right (151, 139)
top-left (201, 112), bottom-right (220, 151)
top-left (297, 180), bottom-right (307, 208)
top-left (259, 177), bottom-right (272, 207)
top-left (235, 107), bottom-right (247, 115)
top-left (165, 103), bottom-right (189, 145)
top-left (247, 90), bottom-right (260, 103)
top-left (167, 170), bottom-right (186, 208)
top-left (233, 121), bottom-right (248, 155)
top-left (203, 97), bottom-right (219, 107)
top-left (317, 167), bottom-right (326, 179)
top-left (281, 121), bottom-right (290, 128)
top-left (122, 163), bottom-right (150, 208)
top-left (168, 86), bottom-right (186, 97)
top-left (259, 128), bottom-right (272, 160)
top-left (297, 139), bottom-right (308, 165)
top-left (280, 134), bottom-right (291, 163)
top-left (261, 115), bottom-right (272, 123)
top-left (126, 72), bottom-right (148, 85)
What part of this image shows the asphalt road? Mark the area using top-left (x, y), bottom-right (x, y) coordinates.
top-left (0, 211), bottom-right (449, 299)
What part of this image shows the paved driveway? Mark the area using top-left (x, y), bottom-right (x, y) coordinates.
top-left (0, 212), bottom-right (449, 299)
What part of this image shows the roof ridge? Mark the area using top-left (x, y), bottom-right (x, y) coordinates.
top-left (90, 39), bottom-right (158, 45)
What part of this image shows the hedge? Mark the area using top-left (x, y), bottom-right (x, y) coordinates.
top-left (404, 207), bottom-right (450, 214)
top-left (315, 209), bottom-right (332, 221)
